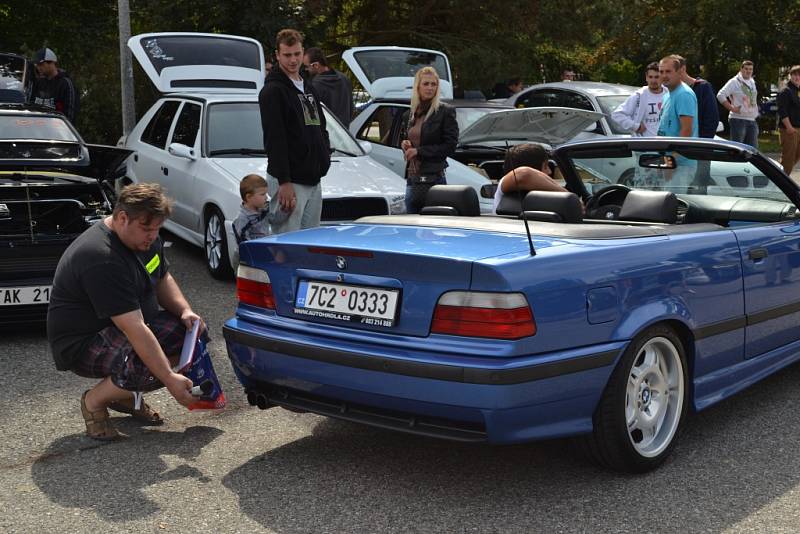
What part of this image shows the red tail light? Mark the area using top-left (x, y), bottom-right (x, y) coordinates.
top-left (236, 265), bottom-right (275, 309)
top-left (431, 291), bottom-right (536, 339)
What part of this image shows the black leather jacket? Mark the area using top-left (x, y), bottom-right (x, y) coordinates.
top-left (402, 103), bottom-right (459, 178)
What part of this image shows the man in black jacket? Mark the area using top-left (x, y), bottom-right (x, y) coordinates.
top-left (303, 47), bottom-right (353, 126)
top-left (778, 65), bottom-right (800, 175)
top-left (31, 48), bottom-right (79, 124)
top-left (259, 29), bottom-right (330, 234)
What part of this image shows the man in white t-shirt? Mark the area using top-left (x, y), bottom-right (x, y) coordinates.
top-left (717, 60), bottom-right (759, 148)
top-left (611, 62), bottom-right (665, 137)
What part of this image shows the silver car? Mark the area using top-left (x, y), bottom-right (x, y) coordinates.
top-left (504, 81), bottom-right (639, 139)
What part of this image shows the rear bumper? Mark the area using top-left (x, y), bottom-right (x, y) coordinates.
top-left (223, 318), bottom-right (624, 444)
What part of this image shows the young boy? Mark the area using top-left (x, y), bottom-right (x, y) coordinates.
top-left (233, 174), bottom-right (270, 243)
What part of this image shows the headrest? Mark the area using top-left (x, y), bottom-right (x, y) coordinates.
top-left (618, 190), bottom-right (678, 223)
top-left (495, 194), bottom-right (522, 216)
top-left (522, 191), bottom-right (583, 223)
top-left (421, 185), bottom-right (481, 216)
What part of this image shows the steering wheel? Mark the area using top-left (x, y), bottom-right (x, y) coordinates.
top-left (584, 184), bottom-right (632, 220)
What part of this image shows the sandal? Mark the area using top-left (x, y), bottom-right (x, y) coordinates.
top-left (108, 396), bottom-right (165, 425)
top-left (81, 391), bottom-right (121, 441)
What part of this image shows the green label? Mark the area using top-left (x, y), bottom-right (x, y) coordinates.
top-left (145, 254), bottom-right (160, 274)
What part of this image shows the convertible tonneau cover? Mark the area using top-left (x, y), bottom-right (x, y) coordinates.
top-left (355, 215), bottom-right (724, 239)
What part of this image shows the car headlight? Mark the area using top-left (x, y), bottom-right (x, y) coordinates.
top-left (389, 195), bottom-right (406, 214)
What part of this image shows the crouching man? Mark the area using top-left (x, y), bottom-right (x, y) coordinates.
top-left (47, 183), bottom-right (201, 440)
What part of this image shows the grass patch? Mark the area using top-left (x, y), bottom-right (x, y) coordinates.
top-left (758, 131), bottom-right (782, 153)
top-left (717, 130), bottom-right (782, 153)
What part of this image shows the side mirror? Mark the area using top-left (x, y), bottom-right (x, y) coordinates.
top-left (358, 140), bottom-right (373, 155)
top-left (480, 183), bottom-right (498, 198)
top-left (167, 142), bottom-right (197, 161)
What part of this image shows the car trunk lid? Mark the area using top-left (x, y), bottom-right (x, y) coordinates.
top-left (342, 46), bottom-right (453, 99)
top-left (459, 107), bottom-right (604, 146)
top-left (128, 32), bottom-right (266, 94)
top-left (237, 224), bottom-right (531, 336)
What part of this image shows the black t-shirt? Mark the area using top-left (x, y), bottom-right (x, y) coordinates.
top-left (46, 221), bottom-right (169, 370)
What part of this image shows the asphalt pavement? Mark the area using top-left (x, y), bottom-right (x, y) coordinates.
top-left (3, 232), bottom-right (800, 533)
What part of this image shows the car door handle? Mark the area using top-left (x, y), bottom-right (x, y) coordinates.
top-left (748, 248), bottom-right (768, 261)
top-left (161, 166), bottom-right (168, 176)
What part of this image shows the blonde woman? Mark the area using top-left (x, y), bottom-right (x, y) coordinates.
top-left (400, 66), bottom-right (459, 213)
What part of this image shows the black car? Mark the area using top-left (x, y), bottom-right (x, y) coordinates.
top-left (0, 104), bottom-right (131, 324)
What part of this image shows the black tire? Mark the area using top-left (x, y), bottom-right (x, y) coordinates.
top-left (575, 324), bottom-right (688, 473)
top-left (204, 207), bottom-right (233, 280)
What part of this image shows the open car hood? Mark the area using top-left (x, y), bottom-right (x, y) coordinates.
top-left (342, 46), bottom-right (453, 99)
top-left (458, 107), bottom-right (604, 146)
top-left (0, 140), bottom-right (131, 182)
top-left (128, 32), bottom-right (265, 94)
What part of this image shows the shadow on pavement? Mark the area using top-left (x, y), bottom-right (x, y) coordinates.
top-left (31, 425), bottom-right (223, 522)
top-left (222, 363), bottom-right (800, 533)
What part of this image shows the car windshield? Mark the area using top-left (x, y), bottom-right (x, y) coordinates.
top-left (455, 107), bottom-right (497, 133)
top-left (352, 50), bottom-right (450, 82)
top-left (596, 95), bottom-right (633, 135)
top-left (0, 115), bottom-right (78, 141)
top-left (206, 102), bottom-right (363, 157)
top-left (566, 145), bottom-right (791, 204)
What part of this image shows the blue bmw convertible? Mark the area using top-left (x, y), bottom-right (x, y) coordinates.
top-left (224, 137), bottom-right (800, 472)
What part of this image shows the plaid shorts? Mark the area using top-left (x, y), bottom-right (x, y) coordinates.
top-left (72, 310), bottom-right (186, 392)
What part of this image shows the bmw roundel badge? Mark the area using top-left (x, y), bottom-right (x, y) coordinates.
top-left (336, 256), bottom-right (347, 270)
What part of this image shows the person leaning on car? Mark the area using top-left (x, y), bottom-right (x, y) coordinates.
top-left (399, 66), bottom-right (459, 214)
top-left (259, 28), bottom-right (331, 234)
top-left (777, 65), bottom-right (800, 175)
top-left (493, 143), bottom-right (569, 214)
top-left (46, 183), bottom-right (203, 440)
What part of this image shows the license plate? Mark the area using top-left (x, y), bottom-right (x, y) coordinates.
top-left (295, 280), bottom-right (399, 327)
top-left (0, 285), bottom-right (51, 306)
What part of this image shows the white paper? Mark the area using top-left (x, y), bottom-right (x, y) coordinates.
top-left (174, 320), bottom-right (200, 372)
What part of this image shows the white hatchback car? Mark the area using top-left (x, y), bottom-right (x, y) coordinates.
top-left (121, 33), bottom-right (406, 279)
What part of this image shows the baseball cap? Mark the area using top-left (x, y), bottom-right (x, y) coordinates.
top-left (34, 48), bottom-right (58, 64)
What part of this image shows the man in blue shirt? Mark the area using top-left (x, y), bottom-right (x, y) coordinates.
top-left (657, 55), bottom-right (698, 137)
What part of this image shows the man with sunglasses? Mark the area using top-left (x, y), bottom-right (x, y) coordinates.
top-left (303, 47), bottom-right (353, 126)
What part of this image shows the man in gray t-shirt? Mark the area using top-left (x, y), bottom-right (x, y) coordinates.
top-left (47, 183), bottom-right (203, 440)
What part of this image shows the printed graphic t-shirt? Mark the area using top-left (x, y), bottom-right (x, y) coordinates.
top-left (640, 89), bottom-right (665, 137)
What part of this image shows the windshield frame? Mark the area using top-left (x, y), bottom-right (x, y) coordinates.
top-left (553, 139), bottom-right (800, 207)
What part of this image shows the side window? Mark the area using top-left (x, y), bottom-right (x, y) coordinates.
top-left (141, 100), bottom-right (180, 149)
top-left (559, 91), bottom-right (594, 111)
top-left (356, 106), bottom-right (406, 147)
top-left (516, 90), bottom-right (558, 108)
top-left (560, 91), bottom-right (603, 133)
top-left (171, 102), bottom-right (201, 147)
